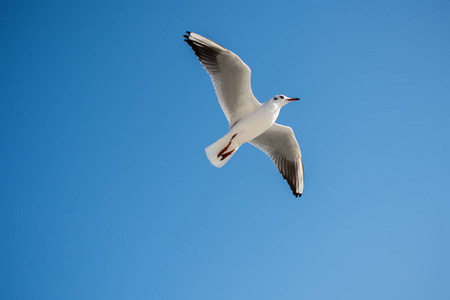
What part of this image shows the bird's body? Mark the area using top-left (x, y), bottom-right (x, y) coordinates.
top-left (184, 31), bottom-right (305, 197)
top-left (206, 100), bottom-right (282, 167)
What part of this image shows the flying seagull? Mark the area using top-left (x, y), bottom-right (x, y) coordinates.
top-left (184, 31), bottom-right (304, 197)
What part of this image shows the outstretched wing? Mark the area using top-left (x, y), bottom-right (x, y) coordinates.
top-left (184, 31), bottom-right (261, 127)
top-left (250, 123), bottom-right (304, 197)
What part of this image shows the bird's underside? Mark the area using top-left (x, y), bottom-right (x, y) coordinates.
top-left (184, 31), bottom-right (304, 197)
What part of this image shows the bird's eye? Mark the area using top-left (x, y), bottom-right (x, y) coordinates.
top-left (280, 95), bottom-right (284, 99)
top-left (274, 97), bottom-right (278, 100)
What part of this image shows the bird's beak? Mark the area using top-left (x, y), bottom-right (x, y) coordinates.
top-left (288, 97), bottom-right (300, 101)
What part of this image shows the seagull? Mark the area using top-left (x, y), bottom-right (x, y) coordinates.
top-left (184, 31), bottom-right (304, 197)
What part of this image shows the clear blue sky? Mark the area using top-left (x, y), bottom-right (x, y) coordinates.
top-left (1, 0), bottom-right (450, 299)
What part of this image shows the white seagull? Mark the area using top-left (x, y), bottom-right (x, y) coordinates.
top-left (184, 31), bottom-right (304, 197)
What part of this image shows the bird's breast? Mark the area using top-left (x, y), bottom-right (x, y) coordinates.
top-left (230, 106), bottom-right (280, 144)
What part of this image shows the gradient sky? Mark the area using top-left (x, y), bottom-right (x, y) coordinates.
top-left (1, 0), bottom-right (450, 299)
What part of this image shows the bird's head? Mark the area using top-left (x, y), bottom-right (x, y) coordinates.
top-left (270, 95), bottom-right (300, 107)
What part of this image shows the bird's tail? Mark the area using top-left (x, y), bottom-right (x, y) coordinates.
top-left (205, 134), bottom-right (240, 168)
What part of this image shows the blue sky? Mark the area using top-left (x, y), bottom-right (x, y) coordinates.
top-left (1, 0), bottom-right (450, 299)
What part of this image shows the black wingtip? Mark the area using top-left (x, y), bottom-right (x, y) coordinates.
top-left (186, 31), bottom-right (191, 34)
top-left (183, 35), bottom-right (189, 39)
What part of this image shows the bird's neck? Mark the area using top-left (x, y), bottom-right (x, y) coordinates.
top-left (262, 102), bottom-right (282, 119)
top-left (264, 101), bottom-right (282, 112)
